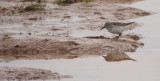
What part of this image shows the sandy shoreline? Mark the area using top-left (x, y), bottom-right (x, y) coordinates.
top-left (0, 0), bottom-right (150, 80)
top-left (0, 67), bottom-right (71, 80)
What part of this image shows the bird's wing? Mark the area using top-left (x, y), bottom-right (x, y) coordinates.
top-left (123, 23), bottom-right (138, 31)
top-left (111, 22), bottom-right (135, 26)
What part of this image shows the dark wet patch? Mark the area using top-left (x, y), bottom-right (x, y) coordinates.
top-left (84, 35), bottom-right (108, 39)
top-left (126, 34), bottom-right (141, 41)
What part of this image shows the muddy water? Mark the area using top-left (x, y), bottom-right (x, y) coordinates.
top-left (1, 0), bottom-right (160, 81)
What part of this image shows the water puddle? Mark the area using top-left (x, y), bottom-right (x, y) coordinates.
top-left (1, 0), bottom-right (160, 81)
top-left (70, 30), bottom-right (103, 37)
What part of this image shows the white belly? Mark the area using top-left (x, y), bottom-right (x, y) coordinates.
top-left (108, 26), bottom-right (126, 34)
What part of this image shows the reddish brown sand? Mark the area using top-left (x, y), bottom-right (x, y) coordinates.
top-left (0, 0), bottom-right (150, 80)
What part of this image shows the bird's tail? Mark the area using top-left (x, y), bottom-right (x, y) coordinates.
top-left (128, 22), bottom-right (135, 25)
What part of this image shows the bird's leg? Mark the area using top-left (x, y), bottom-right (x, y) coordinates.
top-left (119, 33), bottom-right (122, 37)
top-left (115, 33), bottom-right (122, 39)
top-left (115, 36), bottom-right (119, 39)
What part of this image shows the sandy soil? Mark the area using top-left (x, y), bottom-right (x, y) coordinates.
top-left (0, 0), bottom-right (150, 80)
top-left (0, 0), bottom-right (148, 61)
top-left (0, 67), bottom-right (71, 80)
top-left (0, 35), bottom-right (144, 62)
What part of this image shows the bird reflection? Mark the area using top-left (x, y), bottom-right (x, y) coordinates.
top-left (103, 51), bottom-right (136, 62)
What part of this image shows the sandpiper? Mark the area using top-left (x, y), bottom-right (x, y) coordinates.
top-left (100, 21), bottom-right (135, 38)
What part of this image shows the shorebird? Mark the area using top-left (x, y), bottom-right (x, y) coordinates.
top-left (100, 21), bottom-right (135, 38)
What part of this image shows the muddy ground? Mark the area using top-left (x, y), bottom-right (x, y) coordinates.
top-left (0, 67), bottom-right (71, 80)
top-left (0, 0), bottom-right (150, 80)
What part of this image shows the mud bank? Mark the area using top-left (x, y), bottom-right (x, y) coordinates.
top-left (0, 0), bottom-right (150, 80)
top-left (0, 34), bottom-right (144, 62)
top-left (0, 67), bottom-right (71, 80)
top-left (0, 0), bottom-right (148, 57)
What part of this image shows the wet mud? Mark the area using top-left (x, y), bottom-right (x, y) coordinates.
top-left (0, 67), bottom-right (71, 80)
top-left (0, 0), bottom-right (150, 80)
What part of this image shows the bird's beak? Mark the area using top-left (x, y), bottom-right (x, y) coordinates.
top-left (102, 55), bottom-right (106, 58)
top-left (100, 26), bottom-right (105, 30)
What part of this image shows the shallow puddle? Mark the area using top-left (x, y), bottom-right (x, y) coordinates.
top-left (1, 0), bottom-right (160, 81)
top-left (70, 30), bottom-right (103, 37)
